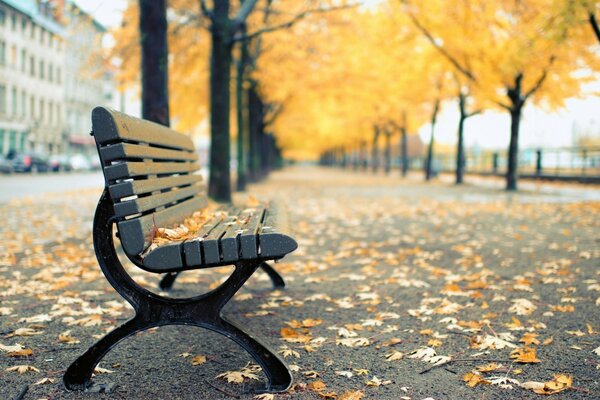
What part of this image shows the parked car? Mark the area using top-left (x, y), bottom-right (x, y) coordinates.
top-left (49, 154), bottom-right (73, 172)
top-left (69, 154), bottom-right (92, 171)
top-left (9, 153), bottom-right (50, 173)
top-left (0, 155), bottom-right (14, 174)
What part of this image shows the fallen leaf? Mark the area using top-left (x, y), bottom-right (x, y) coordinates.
top-left (191, 355), bottom-right (207, 365)
top-left (463, 371), bottom-right (490, 387)
top-left (6, 365), bottom-right (39, 374)
top-left (510, 347), bottom-right (541, 363)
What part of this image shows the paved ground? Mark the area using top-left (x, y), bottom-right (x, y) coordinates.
top-left (0, 167), bottom-right (599, 400)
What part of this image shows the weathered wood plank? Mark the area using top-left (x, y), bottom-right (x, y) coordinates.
top-left (104, 161), bottom-right (199, 180)
top-left (113, 185), bottom-right (202, 217)
top-left (100, 142), bottom-right (198, 162)
top-left (108, 175), bottom-right (203, 199)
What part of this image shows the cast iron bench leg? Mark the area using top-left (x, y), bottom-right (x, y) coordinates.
top-left (159, 262), bottom-right (285, 291)
top-left (65, 191), bottom-right (292, 393)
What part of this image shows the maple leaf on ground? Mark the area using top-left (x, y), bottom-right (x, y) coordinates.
top-left (476, 363), bottom-right (503, 372)
top-left (385, 350), bottom-right (404, 361)
top-left (510, 347), bottom-right (541, 363)
top-left (336, 338), bottom-right (370, 347)
top-left (519, 332), bottom-right (540, 346)
top-left (463, 371), bottom-right (491, 387)
top-left (280, 327), bottom-right (311, 343)
top-left (34, 378), bottom-right (55, 385)
top-left (308, 380), bottom-right (327, 391)
top-left (366, 376), bottom-right (392, 386)
top-left (522, 374), bottom-right (572, 395)
top-left (253, 394), bottom-right (274, 400)
top-left (6, 328), bottom-right (43, 338)
top-left (6, 365), bottom-right (39, 374)
top-left (488, 376), bottom-right (520, 389)
top-left (0, 343), bottom-right (26, 352)
top-left (476, 335), bottom-right (518, 350)
top-left (278, 345), bottom-right (300, 358)
top-left (508, 299), bottom-right (537, 316)
top-left (593, 346), bottom-right (600, 356)
top-left (8, 348), bottom-right (33, 357)
top-left (335, 370), bottom-right (354, 378)
top-left (191, 355), bottom-right (207, 365)
top-left (93, 366), bottom-right (114, 374)
top-left (338, 390), bottom-right (364, 400)
top-left (58, 330), bottom-right (80, 344)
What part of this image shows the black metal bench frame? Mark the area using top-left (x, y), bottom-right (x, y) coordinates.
top-left (63, 109), bottom-right (294, 393)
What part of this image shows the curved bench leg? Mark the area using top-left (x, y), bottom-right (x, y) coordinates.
top-left (260, 262), bottom-right (285, 288)
top-left (63, 317), bottom-right (148, 390)
top-left (159, 271), bottom-right (179, 291)
top-left (216, 316), bottom-right (293, 393)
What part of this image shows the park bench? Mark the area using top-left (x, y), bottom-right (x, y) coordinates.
top-left (63, 107), bottom-right (297, 393)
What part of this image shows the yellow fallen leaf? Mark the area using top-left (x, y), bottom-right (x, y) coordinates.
top-left (308, 380), bottom-right (327, 391)
top-left (463, 371), bottom-right (490, 387)
top-left (338, 390), bottom-right (364, 400)
top-left (58, 330), bottom-right (80, 344)
top-left (8, 348), bottom-right (33, 357)
top-left (6, 328), bottom-right (43, 338)
top-left (510, 347), bottom-right (541, 363)
top-left (191, 355), bottom-right (207, 365)
top-left (34, 378), bottom-right (55, 385)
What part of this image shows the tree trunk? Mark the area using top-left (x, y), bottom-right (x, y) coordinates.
top-left (400, 110), bottom-right (408, 177)
top-left (384, 132), bottom-right (391, 174)
top-left (456, 93), bottom-right (466, 185)
top-left (208, 3), bottom-right (233, 202)
top-left (506, 106), bottom-right (522, 190)
top-left (506, 74), bottom-right (524, 191)
top-left (247, 84), bottom-right (262, 181)
top-left (371, 126), bottom-right (380, 173)
top-left (235, 34), bottom-right (249, 192)
top-left (425, 99), bottom-right (440, 181)
top-left (138, 0), bottom-right (169, 125)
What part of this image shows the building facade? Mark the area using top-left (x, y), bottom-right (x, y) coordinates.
top-left (0, 0), bottom-right (114, 157)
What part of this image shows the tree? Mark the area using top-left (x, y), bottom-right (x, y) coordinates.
top-left (138, 0), bottom-right (169, 125)
top-left (404, 0), bottom-right (600, 190)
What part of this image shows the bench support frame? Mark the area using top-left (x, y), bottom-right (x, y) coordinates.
top-left (159, 261), bottom-right (285, 291)
top-left (63, 190), bottom-right (292, 393)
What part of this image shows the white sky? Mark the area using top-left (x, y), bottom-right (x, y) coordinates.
top-left (76, 0), bottom-right (600, 149)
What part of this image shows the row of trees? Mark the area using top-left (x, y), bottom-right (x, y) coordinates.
top-left (115, 0), bottom-right (599, 202)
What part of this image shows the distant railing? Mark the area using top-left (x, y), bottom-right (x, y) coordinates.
top-left (420, 146), bottom-right (600, 183)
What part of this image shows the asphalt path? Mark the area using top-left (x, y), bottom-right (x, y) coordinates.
top-left (0, 171), bottom-right (105, 201)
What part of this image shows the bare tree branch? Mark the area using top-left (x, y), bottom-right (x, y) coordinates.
top-left (523, 56), bottom-right (555, 100)
top-left (405, 7), bottom-right (477, 82)
top-left (199, 0), bottom-right (213, 21)
top-left (590, 12), bottom-right (600, 44)
top-left (233, 0), bottom-right (260, 31)
top-left (234, 4), bottom-right (359, 42)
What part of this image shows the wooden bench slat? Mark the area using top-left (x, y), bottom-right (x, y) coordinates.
top-left (100, 142), bottom-right (198, 162)
top-left (113, 184), bottom-right (203, 217)
top-left (202, 210), bottom-right (245, 264)
top-left (104, 161), bottom-right (199, 180)
top-left (92, 106), bottom-right (195, 151)
top-left (117, 196), bottom-right (208, 256)
top-left (238, 208), bottom-right (265, 260)
top-left (259, 205), bottom-right (297, 258)
top-left (108, 175), bottom-right (203, 199)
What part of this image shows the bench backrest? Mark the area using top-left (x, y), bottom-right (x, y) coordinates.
top-left (91, 106), bottom-right (206, 257)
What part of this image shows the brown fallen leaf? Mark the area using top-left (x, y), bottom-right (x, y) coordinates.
top-left (6, 328), bottom-right (43, 338)
top-left (34, 378), bottom-right (55, 385)
top-left (191, 355), bottom-right (207, 365)
top-left (58, 330), bottom-right (80, 344)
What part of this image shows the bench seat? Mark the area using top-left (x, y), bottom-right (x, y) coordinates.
top-left (142, 204), bottom-right (297, 272)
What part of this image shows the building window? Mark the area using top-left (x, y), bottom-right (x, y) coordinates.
top-left (20, 49), bottom-right (25, 72)
top-left (0, 9), bottom-right (5, 26)
top-left (0, 85), bottom-right (6, 114)
top-left (21, 90), bottom-right (26, 116)
top-left (30, 56), bottom-right (34, 76)
top-left (21, 17), bottom-right (26, 33)
top-left (9, 45), bottom-right (15, 67)
top-left (56, 67), bottom-right (61, 84)
top-left (39, 60), bottom-right (44, 80)
top-left (39, 99), bottom-right (44, 121)
top-left (11, 13), bottom-right (15, 30)
top-left (49, 102), bottom-right (53, 124)
top-left (0, 129), bottom-right (4, 154)
top-left (11, 87), bottom-right (16, 116)
top-left (30, 96), bottom-right (34, 118)
top-left (48, 64), bottom-right (53, 82)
